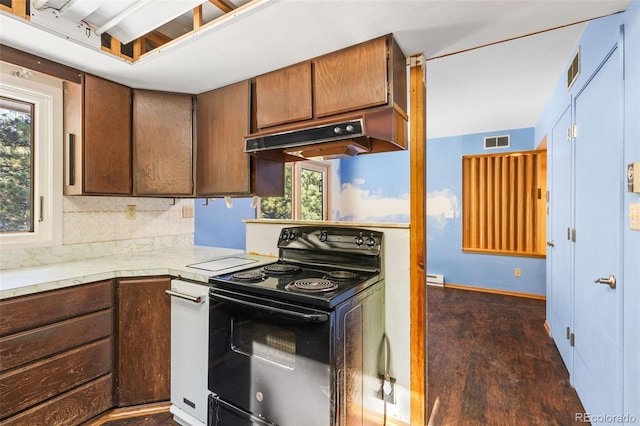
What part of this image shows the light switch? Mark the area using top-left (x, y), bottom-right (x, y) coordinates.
top-left (630, 203), bottom-right (640, 231)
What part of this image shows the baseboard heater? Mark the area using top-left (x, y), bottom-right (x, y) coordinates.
top-left (426, 273), bottom-right (444, 287)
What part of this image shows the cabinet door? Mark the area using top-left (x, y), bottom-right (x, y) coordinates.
top-left (117, 277), bottom-right (171, 407)
top-left (314, 36), bottom-right (388, 117)
top-left (83, 74), bottom-right (132, 194)
top-left (196, 80), bottom-right (252, 195)
top-left (133, 90), bottom-right (193, 196)
top-left (255, 61), bottom-right (312, 128)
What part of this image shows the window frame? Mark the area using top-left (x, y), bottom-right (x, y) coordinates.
top-left (258, 160), bottom-right (331, 221)
top-left (0, 64), bottom-right (63, 250)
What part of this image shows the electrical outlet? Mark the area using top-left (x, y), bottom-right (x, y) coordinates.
top-left (125, 205), bottom-right (136, 220)
top-left (514, 268), bottom-right (522, 278)
top-left (377, 375), bottom-right (396, 404)
top-left (182, 205), bottom-right (194, 218)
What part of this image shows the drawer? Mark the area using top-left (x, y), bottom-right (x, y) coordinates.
top-left (0, 309), bottom-right (113, 372)
top-left (0, 338), bottom-right (112, 419)
top-left (0, 280), bottom-right (113, 337)
top-left (0, 374), bottom-right (113, 426)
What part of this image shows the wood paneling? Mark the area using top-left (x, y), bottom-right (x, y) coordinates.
top-left (0, 338), bottom-right (112, 418)
top-left (462, 150), bottom-right (547, 257)
top-left (117, 277), bottom-right (170, 407)
top-left (0, 375), bottom-right (113, 426)
top-left (0, 281), bottom-right (113, 337)
top-left (314, 36), bottom-right (388, 117)
top-left (255, 61), bottom-right (312, 129)
top-left (83, 74), bottom-right (132, 194)
top-left (133, 90), bottom-right (193, 196)
top-left (0, 309), bottom-right (112, 371)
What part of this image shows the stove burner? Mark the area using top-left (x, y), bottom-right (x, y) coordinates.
top-left (262, 264), bottom-right (302, 275)
top-left (287, 278), bottom-right (338, 293)
top-left (232, 271), bottom-right (265, 282)
top-left (325, 270), bottom-right (360, 281)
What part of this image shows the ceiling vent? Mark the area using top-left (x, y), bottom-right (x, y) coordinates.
top-left (567, 47), bottom-right (580, 89)
top-left (483, 135), bottom-right (510, 149)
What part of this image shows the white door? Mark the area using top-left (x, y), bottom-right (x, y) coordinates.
top-left (548, 105), bottom-right (574, 373)
top-left (573, 44), bottom-right (624, 420)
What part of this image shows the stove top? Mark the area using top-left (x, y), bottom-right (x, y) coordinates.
top-left (209, 261), bottom-right (380, 309)
top-left (209, 226), bottom-right (383, 309)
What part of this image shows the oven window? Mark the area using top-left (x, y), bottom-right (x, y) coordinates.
top-left (231, 318), bottom-right (296, 370)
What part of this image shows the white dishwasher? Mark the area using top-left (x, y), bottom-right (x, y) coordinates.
top-left (167, 279), bottom-right (210, 426)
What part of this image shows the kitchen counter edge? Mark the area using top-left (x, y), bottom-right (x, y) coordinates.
top-left (0, 246), bottom-right (276, 300)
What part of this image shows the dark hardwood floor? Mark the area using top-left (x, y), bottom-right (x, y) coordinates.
top-left (428, 286), bottom-right (588, 426)
top-left (100, 286), bottom-right (587, 426)
top-left (97, 411), bottom-right (178, 426)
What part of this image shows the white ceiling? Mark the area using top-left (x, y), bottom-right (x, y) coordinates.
top-left (0, 0), bottom-right (631, 138)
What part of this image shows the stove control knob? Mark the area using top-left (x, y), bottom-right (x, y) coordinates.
top-left (319, 231), bottom-right (328, 242)
top-left (281, 230), bottom-right (290, 240)
top-left (366, 236), bottom-right (376, 247)
top-left (288, 231), bottom-right (296, 240)
top-left (355, 233), bottom-right (364, 246)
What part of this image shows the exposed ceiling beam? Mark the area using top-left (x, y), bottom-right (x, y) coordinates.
top-left (209, 0), bottom-right (236, 14)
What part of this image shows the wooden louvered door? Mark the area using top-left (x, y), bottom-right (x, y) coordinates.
top-left (462, 149), bottom-right (546, 257)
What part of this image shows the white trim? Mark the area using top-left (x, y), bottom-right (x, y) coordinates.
top-left (0, 63), bottom-right (63, 250)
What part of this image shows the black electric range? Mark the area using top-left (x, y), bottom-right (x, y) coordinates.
top-left (208, 226), bottom-right (383, 309)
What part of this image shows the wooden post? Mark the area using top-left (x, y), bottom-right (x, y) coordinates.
top-left (409, 54), bottom-right (427, 425)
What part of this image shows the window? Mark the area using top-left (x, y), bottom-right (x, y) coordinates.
top-left (259, 161), bottom-right (329, 221)
top-left (0, 65), bottom-right (62, 249)
top-left (0, 97), bottom-right (33, 232)
top-left (462, 149), bottom-right (546, 257)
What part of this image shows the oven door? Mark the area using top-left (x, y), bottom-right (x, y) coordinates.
top-left (208, 287), bottom-right (333, 426)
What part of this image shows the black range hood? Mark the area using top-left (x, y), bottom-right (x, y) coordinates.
top-left (244, 106), bottom-right (406, 161)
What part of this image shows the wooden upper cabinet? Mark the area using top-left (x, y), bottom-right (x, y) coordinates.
top-left (133, 90), bottom-right (194, 196)
top-left (196, 80), bottom-right (252, 196)
top-left (255, 61), bottom-right (312, 129)
top-left (314, 35), bottom-right (389, 118)
top-left (64, 74), bottom-right (132, 195)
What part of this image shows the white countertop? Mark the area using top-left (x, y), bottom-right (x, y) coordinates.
top-left (0, 246), bottom-right (276, 300)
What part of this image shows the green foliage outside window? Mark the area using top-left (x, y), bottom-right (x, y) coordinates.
top-left (300, 168), bottom-right (323, 220)
top-left (260, 164), bottom-right (293, 219)
top-left (0, 105), bottom-right (33, 232)
top-left (259, 163), bottom-right (326, 220)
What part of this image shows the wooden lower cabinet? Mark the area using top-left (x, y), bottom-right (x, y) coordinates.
top-left (116, 276), bottom-right (171, 407)
top-left (0, 281), bottom-right (115, 425)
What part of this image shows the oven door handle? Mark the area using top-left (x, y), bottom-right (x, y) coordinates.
top-left (210, 292), bottom-right (329, 323)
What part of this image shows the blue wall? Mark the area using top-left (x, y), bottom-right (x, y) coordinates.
top-left (335, 127), bottom-right (547, 295)
top-left (534, 7), bottom-right (640, 419)
top-left (426, 128), bottom-right (546, 295)
top-left (335, 150), bottom-right (411, 223)
top-left (194, 197), bottom-right (255, 250)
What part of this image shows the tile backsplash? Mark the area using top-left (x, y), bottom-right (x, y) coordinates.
top-left (1, 196), bottom-right (195, 270)
top-left (63, 196), bottom-right (194, 245)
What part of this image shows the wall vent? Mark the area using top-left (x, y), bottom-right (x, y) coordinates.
top-left (567, 48), bottom-right (580, 89)
top-left (426, 274), bottom-right (444, 287)
top-left (483, 135), bottom-right (510, 149)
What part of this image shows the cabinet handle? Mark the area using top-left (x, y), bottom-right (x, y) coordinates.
top-left (67, 133), bottom-right (75, 186)
top-left (165, 289), bottom-right (203, 303)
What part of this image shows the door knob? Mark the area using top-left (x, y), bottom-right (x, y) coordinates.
top-left (594, 274), bottom-right (616, 289)
top-left (546, 240), bottom-right (555, 247)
